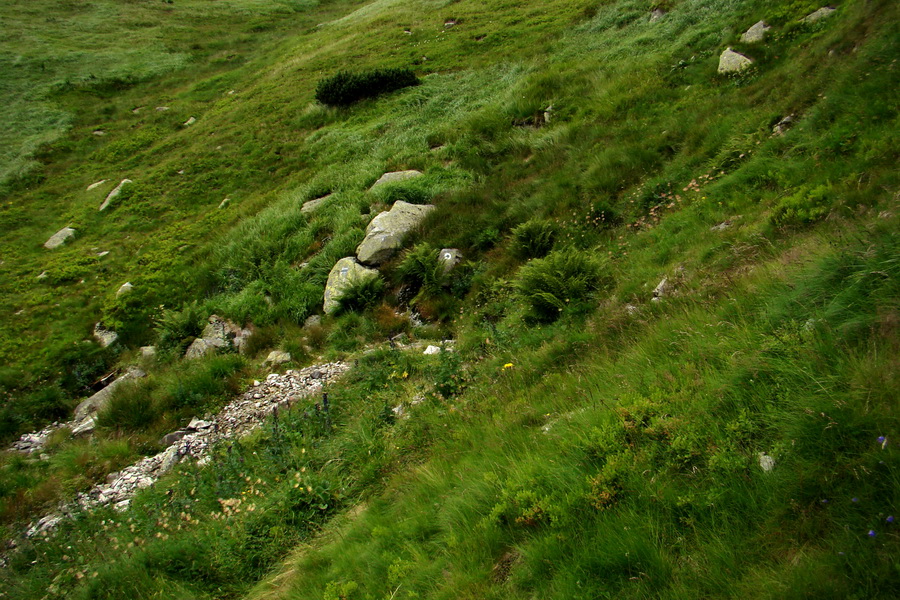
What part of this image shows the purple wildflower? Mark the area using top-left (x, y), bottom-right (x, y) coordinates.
top-left (852, 497), bottom-right (859, 503)
top-left (868, 530), bottom-right (876, 538)
top-left (887, 516), bottom-right (895, 523)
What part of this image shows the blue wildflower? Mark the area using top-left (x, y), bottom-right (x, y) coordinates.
top-left (852, 497), bottom-right (859, 503)
top-left (888, 516), bottom-right (895, 523)
top-left (868, 530), bottom-right (876, 538)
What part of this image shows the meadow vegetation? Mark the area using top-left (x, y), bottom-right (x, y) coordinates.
top-left (0, 0), bottom-right (898, 597)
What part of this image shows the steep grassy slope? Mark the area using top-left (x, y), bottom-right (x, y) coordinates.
top-left (0, 0), bottom-right (898, 597)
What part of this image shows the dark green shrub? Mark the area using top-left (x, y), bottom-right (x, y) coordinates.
top-left (335, 275), bottom-right (385, 314)
top-left (511, 219), bottom-right (556, 259)
top-left (314, 68), bottom-right (419, 107)
top-left (515, 248), bottom-right (609, 321)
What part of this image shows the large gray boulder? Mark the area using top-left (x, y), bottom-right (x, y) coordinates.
top-left (44, 227), bottom-right (76, 249)
top-left (718, 48), bottom-right (753, 74)
top-left (74, 367), bottom-right (147, 422)
top-left (184, 315), bottom-right (249, 359)
top-left (740, 21), bottom-right (770, 44)
top-left (369, 170), bottom-right (422, 190)
top-left (356, 201), bottom-right (435, 265)
top-left (99, 179), bottom-right (132, 211)
top-left (323, 257), bottom-right (379, 314)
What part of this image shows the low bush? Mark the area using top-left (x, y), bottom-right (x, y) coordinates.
top-left (96, 379), bottom-right (159, 432)
top-left (155, 302), bottom-right (205, 355)
top-left (771, 184), bottom-right (833, 228)
top-left (314, 68), bottom-right (419, 107)
top-left (515, 248), bottom-right (609, 321)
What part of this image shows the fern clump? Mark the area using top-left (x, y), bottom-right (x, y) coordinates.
top-left (315, 68), bottom-right (419, 107)
top-left (335, 274), bottom-right (385, 314)
top-left (397, 243), bottom-right (443, 293)
top-left (511, 219), bottom-right (556, 260)
top-left (515, 248), bottom-right (608, 321)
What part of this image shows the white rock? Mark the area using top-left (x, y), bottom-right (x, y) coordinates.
top-left (93, 323), bottom-right (118, 348)
top-left (71, 417), bottom-right (96, 437)
top-left (140, 345), bottom-right (156, 358)
top-left (758, 453), bottom-right (775, 472)
top-left (369, 170), bottom-right (423, 190)
top-left (183, 116), bottom-right (197, 126)
top-left (86, 179), bottom-right (108, 191)
top-left (423, 345), bottom-right (442, 355)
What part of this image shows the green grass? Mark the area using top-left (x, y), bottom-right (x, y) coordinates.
top-left (0, 0), bottom-right (898, 597)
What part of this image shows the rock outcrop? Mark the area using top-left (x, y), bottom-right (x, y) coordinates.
top-left (718, 48), bottom-right (753, 74)
top-left (44, 227), bottom-right (76, 250)
top-left (801, 6), bottom-right (835, 24)
top-left (301, 194), bottom-right (332, 214)
top-left (323, 257), bottom-right (380, 314)
top-left (99, 179), bottom-right (133, 211)
top-left (740, 20), bottom-right (770, 43)
top-left (356, 201), bottom-right (435, 265)
top-left (93, 323), bottom-right (119, 348)
top-left (184, 315), bottom-right (250, 359)
top-left (369, 170), bottom-right (422, 190)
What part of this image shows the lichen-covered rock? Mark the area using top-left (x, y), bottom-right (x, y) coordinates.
top-left (116, 282), bottom-right (134, 298)
top-left (74, 367), bottom-right (146, 422)
top-left (44, 227), bottom-right (76, 249)
top-left (323, 257), bottom-right (379, 314)
top-left (356, 201), bottom-right (435, 265)
top-left (264, 350), bottom-right (292, 365)
top-left (740, 20), bottom-right (770, 43)
top-left (369, 170), bottom-right (422, 190)
top-left (184, 315), bottom-right (248, 358)
top-left (718, 48), bottom-right (753, 73)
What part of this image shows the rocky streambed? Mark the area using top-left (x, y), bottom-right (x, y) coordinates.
top-left (14, 362), bottom-right (349, 542)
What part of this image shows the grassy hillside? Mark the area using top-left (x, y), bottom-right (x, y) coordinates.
top-left (1, 0), bottom-right (898, 597)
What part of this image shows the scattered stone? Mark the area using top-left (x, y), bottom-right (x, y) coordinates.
top-left (184, 338), bottom-right (212, 359)
top-left (323, 257), bottom-right (380, 314)
top-left (132, 107), bottom-right (143, 114)
top-left (444, 19), bottom-right (457, 28)
top-left (116, 282), bottom-right (134, 298)
top-left (44, 227), bottom-right (76, 249)
top-left (439, 248), bottom-right (462, 272)
top-left (304, 314), bottom-right (322, 329)
top-left (86, 179), bottom-right (108, 191)
top-left (186, 418), bottom-right (214, 431)
top-left (218, 198), bottom-right (230, 209)
top-left (36, 271), bottom-right (49, 281)
top-left (97, 250), bottom-right (110, 258)
top-left (625, 304), bottom-right (639, 315)
top-left (710, 221), bottom-right (732, 232)
top-left (93, 323), bottom-right (119, 348)
top-left (99, 178), bottom-right (133, 211)
top-left (369, 170), bottom-right (423, 190)
top-left (301, 194), bottom-right (331, 214)
top-left (92, 130), bottom-right (106, 137)
top-left (718, 48), bottom-right (753, 74)
top-left (423, 345), bottom-right (442, 355)
top-left (649, 8), bottom-right (666, 22)
top-left (543, 105), bottom-right (554, 124)
top-left (356, 201), bottom-right (436, 265)
top-left (183, 116), bottom-right (197, 126)
top-left (772, 115), bottom-right (795, 136)
top-left (155, 106), bottom-right (170, 112)
top-left (740, 20), bottom-right (770, 43)
top-left (264, 350), bottom-right (292, 365)
top-left (140, 345), bottom-right (156, 359)
top-left (758, 452), bottom-right (775, 472)
top-left (651, 277), bottom-right (669, 302)
top-left (801, 6), bottom-right (836, 24)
